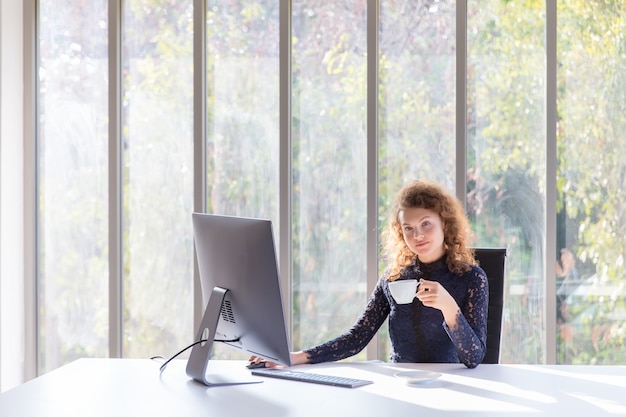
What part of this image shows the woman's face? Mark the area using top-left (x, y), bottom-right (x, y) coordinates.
top-left (398, 207), bottom-right (445, 263)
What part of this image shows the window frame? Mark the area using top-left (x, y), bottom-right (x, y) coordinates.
top-left (10, 0), bottom-right (568, 384)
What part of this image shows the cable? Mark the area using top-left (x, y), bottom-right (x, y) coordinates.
top-left (157, 339), bottom-right (206, 373)
top-left (155, 337), bottom-right (241, 373)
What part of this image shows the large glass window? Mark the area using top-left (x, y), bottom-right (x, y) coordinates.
top-left (38, 1), bottom-right (109, 373)
top-left (32, 1), bottom-right (626, 377)
top-left (290, 1), bottom-right (368, 354)
top-left (204, 0), bottom-right (280, 359)
top-left (556, 1), bottom-right (626, 364)
top-left (467, 0), bottom-right (547, 363)
top-left (121, 1), bottom-right (194, 359)
top-left (205, 0), bottom-right (280, 223)
top-left (377, 0), bottom-right (456, 359)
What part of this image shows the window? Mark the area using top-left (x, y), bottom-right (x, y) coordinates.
top-left (203, 0), bottom-right (281, 359)
top-left (38, 0), bottom-right (109, 372)
top-left (121, 0), bottom-right (195, 360)
top-left (377, 0), bottom-right (456, 359)
top-left (467, 0), bottom-right (547, 363)
top-left (27, 0), bottom-right (626, 378)
top-left (290, 1), bottom-right (368, 355)
top-left (556, 1), bottom-right (626, 364)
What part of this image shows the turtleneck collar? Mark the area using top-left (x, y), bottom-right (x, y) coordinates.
top-left (411, 255), bottom-right (447, 277)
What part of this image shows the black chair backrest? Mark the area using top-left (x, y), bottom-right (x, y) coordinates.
top-left (473, 248), bottom-right (507, 364)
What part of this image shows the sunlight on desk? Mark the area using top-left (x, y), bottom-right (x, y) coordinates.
top-left (1, 359), bottom-right (625, 417)
top-left (309, 361), bottom-right (626, 415)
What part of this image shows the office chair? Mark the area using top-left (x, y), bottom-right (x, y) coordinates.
top-left (473, 248), bottom-right (507, 364)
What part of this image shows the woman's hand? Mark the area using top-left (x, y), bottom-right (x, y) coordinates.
top-left (416, 278), bottom-right (461, 329)
top-left (247, 356), bottom-right (281, 369)
top-left (248, 351), bottom-right (310, 368)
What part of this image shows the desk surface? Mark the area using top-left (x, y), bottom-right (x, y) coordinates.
top-left (1, 359), bottom-right (625, 416)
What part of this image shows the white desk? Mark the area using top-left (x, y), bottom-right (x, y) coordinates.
top-left (1, 359), bottom-right (625, 416)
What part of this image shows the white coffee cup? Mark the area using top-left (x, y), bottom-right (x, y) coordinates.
top-left (388, 279), bottom-right (419, 304)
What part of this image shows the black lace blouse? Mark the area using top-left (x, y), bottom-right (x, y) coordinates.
top-left (304, 257), bottom-right (489, 368)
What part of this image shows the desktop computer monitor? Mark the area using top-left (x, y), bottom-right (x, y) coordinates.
top-left (186, 213), bottom-right (292, 386)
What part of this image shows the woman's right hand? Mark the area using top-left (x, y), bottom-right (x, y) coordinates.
top-left (248, 351), bottom-right (310, 368)
top-left (247, 356), bottom-right (280, 369)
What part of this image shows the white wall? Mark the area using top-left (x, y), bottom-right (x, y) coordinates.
top-left (0, 0), bottom-right (25, 392)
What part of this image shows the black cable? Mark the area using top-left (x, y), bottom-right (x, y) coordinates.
top-left (156, 337), bottom-right (241, 373)
top-left (157, 339), bottom-right (206, 373)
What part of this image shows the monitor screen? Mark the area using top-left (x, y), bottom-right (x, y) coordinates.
top-left (186, 213), bottom-right (292, 386)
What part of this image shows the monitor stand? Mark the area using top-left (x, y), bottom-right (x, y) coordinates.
top-left (186, 286), bottom-right (262, 386)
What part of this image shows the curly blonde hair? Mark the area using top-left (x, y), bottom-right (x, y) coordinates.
top-left (381, 180), bottom-right (476, 280)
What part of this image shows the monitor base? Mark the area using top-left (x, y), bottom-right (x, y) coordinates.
top-left (190, 359), bottom-right (264, 387)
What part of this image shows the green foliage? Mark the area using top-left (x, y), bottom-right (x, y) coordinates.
top-left (38, 0), bottom-right (626, 371)
top-left (467, 0), bottom-right (626, 364)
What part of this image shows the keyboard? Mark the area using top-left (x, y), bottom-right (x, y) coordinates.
top-left (251, 368), bottom-right (373, 388)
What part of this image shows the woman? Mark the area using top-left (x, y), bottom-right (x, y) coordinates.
top-left (251, 180), bottom-right (488, 368)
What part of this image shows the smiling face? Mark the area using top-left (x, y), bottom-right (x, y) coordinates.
top-left (398, 207), bottom-right (445, 264)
